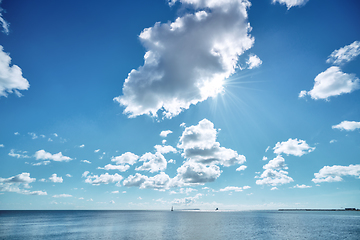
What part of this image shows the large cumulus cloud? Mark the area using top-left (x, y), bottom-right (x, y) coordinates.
top-left (114, 0), bottom-right (254, 118)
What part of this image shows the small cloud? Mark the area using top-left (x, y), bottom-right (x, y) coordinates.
top-left (81, 160), bottom-right (91, 164)
top-left (122, 191), bottom-right (126, 194)
top-left (79, 144), bottom-right (85, 148)
top-left (53, 133), bottom-right (58, 137)
top-left (292, 184), bottom-right (312, 189)
top-left (326, 41), bottom-right (360, 65)
top-left (272, 0), bottom-right (309, 9)
top-left (66, 174), bottom-right (72, 178)
top-left (160, 130), bottom-right (173, 137)
top-left (312, 164), bottom-right (360, 183)
top-left (273, 138), bottom-right (315, 157)
top-left (34, 150), bottom-right (72, 162)
top-left (262, 156), bottom-right (268, 161)
top-left (79, 197), bottom-right (84, 200)
top-left (246, 54), bottom-right (262, 69)
top-left (332, 121), bottom-right (360, 131)
top-left (48, 138), bottom-right (53, 142)
top-left (111, 191), bottom-right (119, 194)
top-left (94, 149), bottom-right (100, 153)
top-left (236, 165), bottom-right (247, 171)
top-left (330, 139), bottom-right (337, 144)
top-left (28, 132), bottom-right (38, 139)
top-left (265, 146), bottom-right (270, 152)
top-left (110, 200), bottom-right (115, 204)
top-left (271, 187), bottom-right (278, 190)
top-left (14, 132), bottom-right (20, 135)
top-left (137, 197), bottom-right (142, 200)
top-left (40, 135), bottom-right (45, 138)
top-left (300, 66), bottom-right (359, 100)
top-left (49, 174), bottom-right (63, 183)
top-left (52, 194), bottom-right (72, 198)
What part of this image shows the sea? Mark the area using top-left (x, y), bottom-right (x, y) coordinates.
top-left (0, 210), bottom-right (359, 240)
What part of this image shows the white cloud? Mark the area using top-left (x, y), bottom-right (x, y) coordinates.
top-left (14, 132), bottom-right (19, 135)
top-left (79, 144), bottom-right (85, 148)
top-left (299, 66), bottom-right (359, 100)
top-left (171, 193), bottom-right (203, 206)
top-left (262, 156), bottom-right (268, 161)
top-left (28, 132), bottom-right (38, 139)
top-left (0, 172), bottom-right (47, 195)
top-left (98, 164), bottom-right (130, 172)
top-left (160, 130), bottom-right (173, 137)
top-left (81, 160), bottom-right (91, 164)
top-left (0, 46), bottom-right (29, 97)
top-left (82, 171), bottom-right (89, 178)
top-left (273, 138), bottom-right (315, 157)
top-left (49, 174), bottom-right (63, 183)
top-left (246, 54), bottom-right (262, 69)
top-left (111, 191), bottom-right (119, 194)
top-left (94, 149), bottom-right (100, 153)
top-left (292, 184), bottom-right (312, 188)
top-left (173, 161), bottom-right (221, 185)
top-left (178, 119), bottom-right (246, 167)
top-left (154, 145), bottom-right (177, 154)
top-left (123, 172), bottom-right (171, 190)
top-left (114, 0), bottom-right (254, 118)
top-left (111, 152), bottom-right (139, 165)
top-left (0, 144), bottom-right (3, 147)
top-left (263, 155), bottom-right (287, 170)
top-left (330, 139), bottom-right (337, 144)
top-left (83, 173), bottom-right (123, 186)
top-left (312, 164), bottom-right (360, 183)
top-left (136, 152), bottom-right (167, 173)
top-left (236, 165), bottom-right (247, 171)
top-left (326, 41), bottom-right (360, 65)
top-left (271, 187), bottom-right (278, 190)
top-left (220, 186), bottom-right (247, 192)
top-left (332, 121), bottom-right (360, 131)
top-left (52, 194), bottom-right (72, 198)
top-left (34, 149), bottom-right (72, 162)
top-left (256, 169), bottom-right (294, 186)
top-left (8, 149), bottom-right (30, 158)
top-left (32, 161), bottom-right (51, 166)
top-left (272, 0), bottom-right (309, 9)
top-left (110, 200), bottom-right (115, 204)
top-left (66, 174), bottom-right (72, 178)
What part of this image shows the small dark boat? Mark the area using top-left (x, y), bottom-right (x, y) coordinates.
top-left (171, 206), bottom-right (174, 211)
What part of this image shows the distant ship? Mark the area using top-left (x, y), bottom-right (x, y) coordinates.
top-left (215, 208), bottom-right (219, 211)
top-left (171, 206), bottom-right (173, 211)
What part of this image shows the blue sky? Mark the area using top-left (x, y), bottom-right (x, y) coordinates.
top-left (0, 0), bottom-right (359, 210)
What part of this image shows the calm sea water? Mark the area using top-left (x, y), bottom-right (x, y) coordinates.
top-left (0, 210), bottom-right (359, 240)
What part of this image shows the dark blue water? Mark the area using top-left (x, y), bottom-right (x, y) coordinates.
top-left (0, 210), bottom-right (359, 240)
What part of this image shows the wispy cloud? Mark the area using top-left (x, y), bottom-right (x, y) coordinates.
top-left (272, 0), bottom-right (309, 9)
top-left (326, 41), bottom-right (360, 65)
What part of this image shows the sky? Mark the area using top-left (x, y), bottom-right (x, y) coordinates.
top-left (0, 0), bottom-right (359, 210)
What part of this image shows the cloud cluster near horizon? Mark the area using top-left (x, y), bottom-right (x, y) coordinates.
top-left (84, 119), bottom-right (246, 190)
top-left (114, 0), bottom-right (255, 118)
